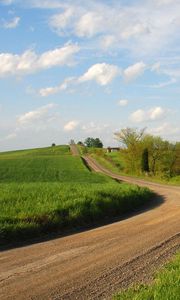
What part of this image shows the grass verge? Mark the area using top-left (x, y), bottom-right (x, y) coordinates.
top-left (114, 252), bottom-right (180, 300)
top-left (90, 153), bottom-right (180, 186)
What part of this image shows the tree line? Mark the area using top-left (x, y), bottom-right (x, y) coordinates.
top-left (114, 127), bottom-right (180, 178)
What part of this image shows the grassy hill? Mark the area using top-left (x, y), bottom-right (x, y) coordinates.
top-left (0, 145), bottom-right (105, 183)
top-left (0, 146), bottom-right (152, 244)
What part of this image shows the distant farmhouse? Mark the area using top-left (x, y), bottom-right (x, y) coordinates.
top-left (107, 147), bottom-right (120, 153)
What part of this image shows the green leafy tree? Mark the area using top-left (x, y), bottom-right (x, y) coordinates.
top-left (77, 141), bottom-right (84, 146)
top-left (84, 137), bottom-right (103, 148)
top-left (161, 141), bottom-right (177, 178)
top-left (114, 128), bottom-right (146, 174)
top-left (114, 127), bottom-right (146, 148)
top-left (173, 142), bottom-right (180, 175)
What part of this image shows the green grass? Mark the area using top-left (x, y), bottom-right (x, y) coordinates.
top-left (0, 145), bottom-right (70, 157)
top-left (91, 153), bottom-right (125, 174)
top-left (0, 155), bottom-right (105, 183)
top-left (0, 145), bottom-right (152, 244)
top-left (90, 151), bottom-right (180, 186)
top-left (114, 252), bottom-right (180, 300)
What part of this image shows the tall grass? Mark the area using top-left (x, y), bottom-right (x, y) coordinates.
top-left (0, 155), bottom-right (107, 183)
top-left (0, 182), bottom-right (151, 242)
top-left (0, 146), bottom-right (152, 244)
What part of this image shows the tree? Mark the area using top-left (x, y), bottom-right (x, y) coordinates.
top-left (84, 137), bottom-right (103, 148)
top-left (141, 148), bottom-right (149, 173)
top-left (94, 138), bottom-right (103, 148)
top-left (114, 128), bottom-right (146, 174)
top-left (142, 135), bottom-right (176, 177)
top-left (161, 141), bottom-right (177, 178)
top-left (114, 127), bottom-right (180, 178)
top-left (114, 127), bottom-right (146, 148)
top-left (173, 142), bottom-right (180, 175)
top-left (77, 141), bottom-right (84, 146)
top-left (51, 143), bottom-right (56, 147)
top-left (84, 137), bottom-right (92, 147)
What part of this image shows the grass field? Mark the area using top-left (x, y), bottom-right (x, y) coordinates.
top-left (114, 252), bottom-right (180, 300)
top-left (0, 146), bottom-right (152, 244)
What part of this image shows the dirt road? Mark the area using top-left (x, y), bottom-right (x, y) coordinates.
top-left (70, 144), bottom-right (80, 156)
top-left (0, 156), bottom-right (180, 300)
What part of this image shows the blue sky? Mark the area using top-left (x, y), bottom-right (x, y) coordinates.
top-left (0, 0), bottom-right (180, 151)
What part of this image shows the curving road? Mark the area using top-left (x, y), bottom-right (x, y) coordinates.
top-left (0, 156), bottom-right (180, 300)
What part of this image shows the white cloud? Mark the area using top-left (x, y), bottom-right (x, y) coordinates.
top-left (39, 63), bottom-right (120, 96)
top-left (148, 78), bottom-right (177, 88)
top-left (50, 7), bottom-right (74, 34)
top-left (79, 63), bottom-right (120, 86)
top-left (47, 1), bottom-right (180, 58)
top-left (130, 106), bottom-right (166, 123)
top-left (37, 57), bottom-right (177, 98)
top-left (0, 0), bottom-right (65, 8)
top-left (149, 61), bottom-right (180, 88)
top-left (17, 103), bottom-right (56, 126)
top-left (49, 5), bottom-right (110, 38)
top-left (39, 77), bottom-right (75, 97)
top-left (28, 0), bottom-right (65, 9)
top-left (117, 99), bottom-right (128, 106)
top-left (154, 0), bottom-right (177, 6)
top-left (3, 1), bottom-right (180, 60)
top-left (75, 12), bottom-right (104, 38)
top-left (0, 103), bottom-right (62, 146)
top-left (121, 23), bottom-right (150, 39)
top-left (100, 35), bottom-right (116, 49)
top-left (159, 65), bottom-right (180, 79)
top-left (150, 107), bottom-right (166, 120)
top-left (124, 62), bottom-right (146, 82)
top-left (2, 0), bottom-right (180, 59)
top-left (64, 120), bottom-right (79, 131)
top-left (81, 122), bottom-right (109, 134)
top-left (0, 0), bottom-right (14, 5)
top-left (39, 86), bottom-right (60, 97)
top-left (3, 16), bottom-right (20, 29)
top-left (5, 133), bottom-right (17, 140)
top-left (0, 43), bottom-right (80, 77)
top-left (151, 60), bottom-right (180, 80)
top-left (130, 109), bottom-right (146, 123)
top-left (151, 62), bottom-right (161, 73)
top-left (148, 122), bottom-right (180, 140)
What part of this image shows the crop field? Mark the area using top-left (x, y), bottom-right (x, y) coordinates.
top-left (0, 146), bottom-right (152, 244)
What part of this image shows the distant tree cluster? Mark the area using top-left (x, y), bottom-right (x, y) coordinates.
top-left (77, 138), bottom-right (103, 148)
top-left (114, 127), bottom-right (180, 178)
top-left (76, 141), bottom-right (82, 145)
top-left (84, 137), bottom-right (103, 148)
